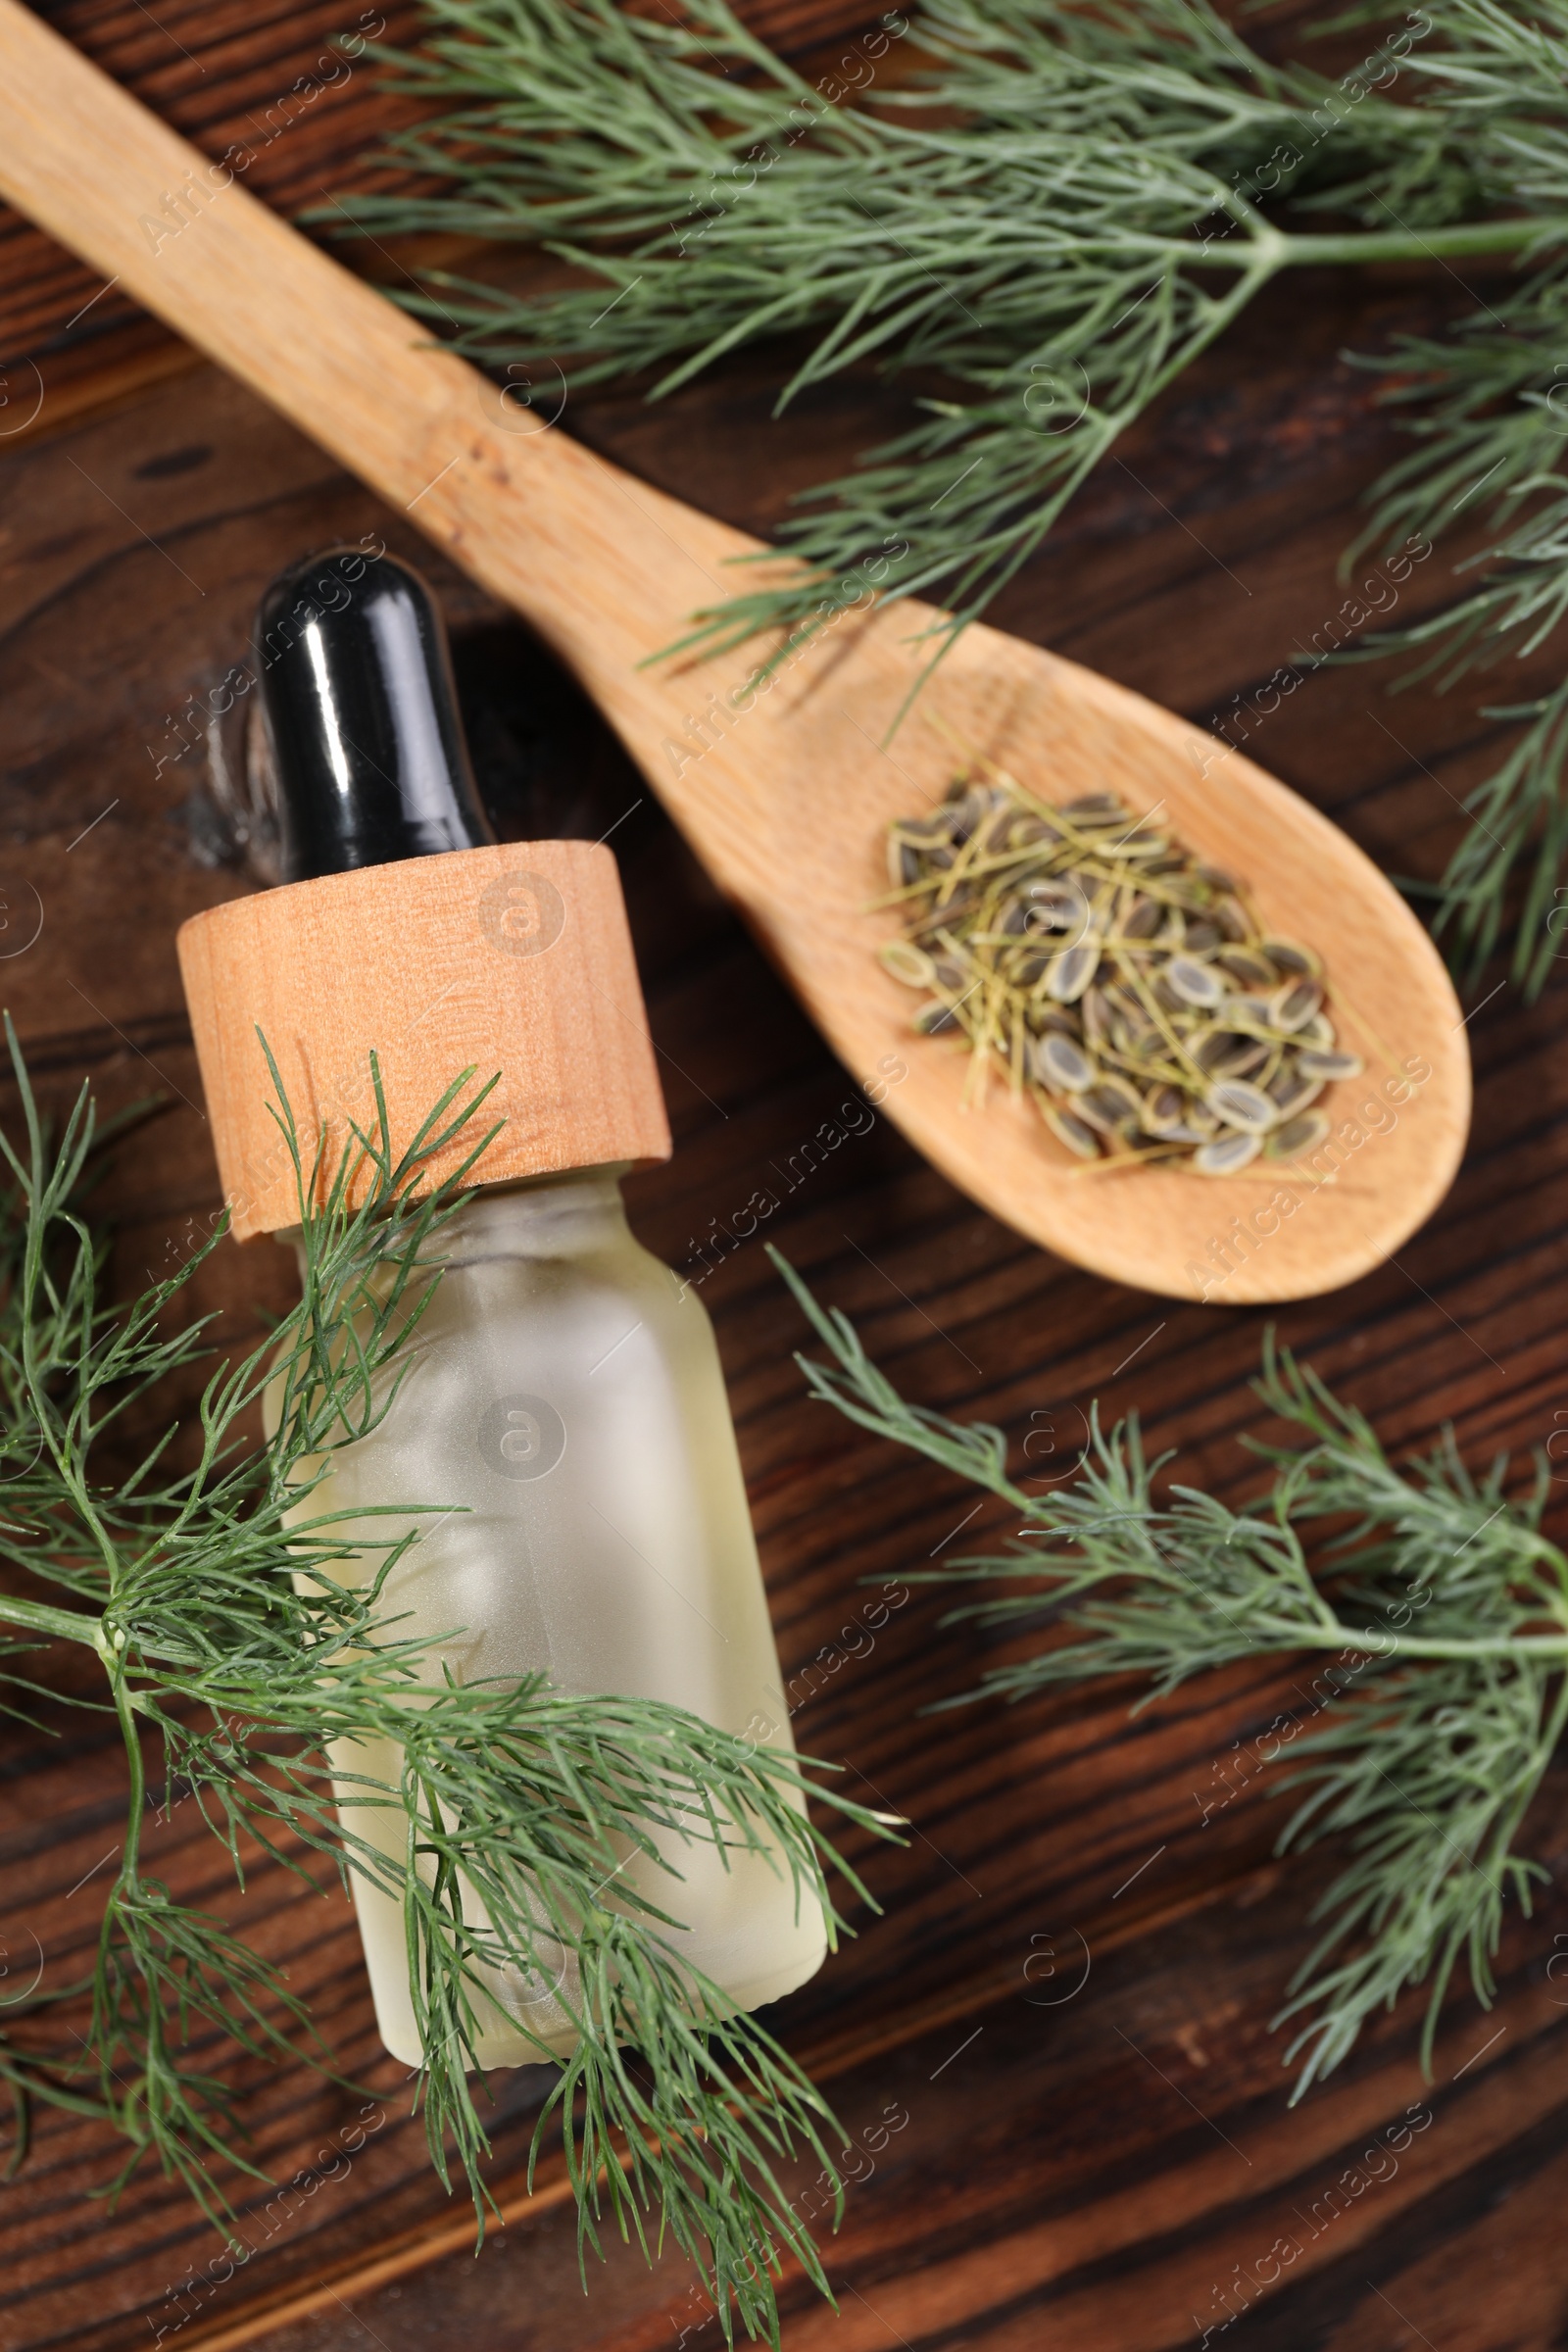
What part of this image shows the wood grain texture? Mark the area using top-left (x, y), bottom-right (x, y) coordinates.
top-left (0, 0), bottom-right (1472, 1298)
top-left (0, 7), bottom-right (1563, 2352)
top-left (178, 841), bottom-right (671, 1234)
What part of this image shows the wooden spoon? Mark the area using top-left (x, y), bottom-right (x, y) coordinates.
top-left (0, 0), bottom-right (1469, 1302)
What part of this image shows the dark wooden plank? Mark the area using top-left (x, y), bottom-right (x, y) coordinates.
top-left (183, 1860), bottom-right (1568, 2352)
top-left (0, 22), bottom-right (1566, 2352)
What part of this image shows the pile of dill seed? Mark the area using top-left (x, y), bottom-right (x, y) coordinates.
top-left (881, 772), bottom-right (1361, 1174)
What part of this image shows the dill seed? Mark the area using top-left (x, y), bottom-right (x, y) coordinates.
top-left (1204, 1079), bottom-right (1276, 1134)
top-left (1035, 1033), bottom-right (1095, 1093)
top-left (1166, 956), bottom-right (1226, 1008)
top-left (880, 765), bottom-right (1360, 1173)
top-left (1268, 1109), bottom-right (1333, 1159)
top-left (1271, 978), bottom-right (1324, 1032)
top-left (1195, 1131), bottom-right (1262, 1176)
top-left (1295, 1048), bottom-right (1361, 1080)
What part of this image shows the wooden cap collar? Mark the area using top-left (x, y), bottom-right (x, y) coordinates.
top-left (177, 841), bottom-right (671, 1240)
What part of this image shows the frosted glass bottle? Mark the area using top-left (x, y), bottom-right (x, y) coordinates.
top-left (271, 1167), bottom-right (826, 2069)
top-left (176, 545), bottom-right (820, 2074)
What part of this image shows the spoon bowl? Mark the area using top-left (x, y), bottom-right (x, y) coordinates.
top-left (673, 605), bottom-right (1468, 1301)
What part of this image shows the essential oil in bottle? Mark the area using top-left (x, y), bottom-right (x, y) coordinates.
top-left (177, 546), bottom-right (824, 2064)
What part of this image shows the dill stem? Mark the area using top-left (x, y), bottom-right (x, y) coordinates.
top-left (109, 1654), bottom-right (146, 1882)
top-left (0, 1591), bottom-right (101, 1645)
top-left (1170, 217), bottom-right (1568, 273)
top-left (1273, 218), bottom-right (1568, 270)
top-left (1244, 1618), bottom-right (1568, 1662)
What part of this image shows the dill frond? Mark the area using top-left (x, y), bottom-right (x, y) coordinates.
top-left (1349, 245), bottom-right (1568, 995)
top-left (776, 1247), bottom-right (1568, 2098)
top-left (318, 0), bottom-right (1568, 979)
top-left (0, 1028), bottom-right (899, 2347)
top-left (322, 0), bottom-right (1567, 667)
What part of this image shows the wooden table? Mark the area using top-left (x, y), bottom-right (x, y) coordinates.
top-left (2, 5), bottom-right (1565, 2348)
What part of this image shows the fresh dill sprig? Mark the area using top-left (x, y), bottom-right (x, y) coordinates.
top-left (324, 0), bottom-right (1567, 674)
top-left (0, 1027), bottom-right (898, 2347)
top-left (323, 0), bottom-right (1568, 983)
top-left (1349, 244), bottom-right (1568, 996)
top-left (771, 1245), bottom-right (1568, 2098)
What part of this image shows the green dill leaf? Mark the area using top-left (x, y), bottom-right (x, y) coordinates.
top-left (778, 1251), bottom-right (1568, 2094)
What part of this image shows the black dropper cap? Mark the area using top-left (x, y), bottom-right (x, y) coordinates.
top-left (257, 546), bottom-right (496, 882)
